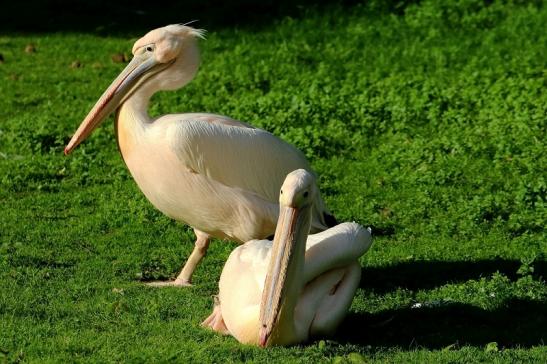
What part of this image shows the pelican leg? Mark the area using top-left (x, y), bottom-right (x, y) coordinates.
top-left (174, 229), bottom-right (211, 285)
top-left (146, 229), bottom-right (210, 288)
top-left (201, 295), bottom-right (229, 335)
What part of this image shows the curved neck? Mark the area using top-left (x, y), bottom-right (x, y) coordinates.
top-left (116, 43), bottom-right (200, 130)
top-left (116, 39), bottom-right (200, 131)
top-left (115, 88), bottom-right (154, 157)
top-left (118, 90), bottom-right (153, 126)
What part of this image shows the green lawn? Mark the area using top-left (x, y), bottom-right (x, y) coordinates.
top-left (1, 0), bottom-right (546, 362)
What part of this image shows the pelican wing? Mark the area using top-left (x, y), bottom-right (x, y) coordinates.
top-left (303, 222), bottom-right (372, 283)
top-left (164, 113), bottom-right (325, 211)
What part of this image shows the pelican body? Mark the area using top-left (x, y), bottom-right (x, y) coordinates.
top-left (202, 170), bottom-right (372, 346)
top-left (64, 25), bottom-right (335, 286)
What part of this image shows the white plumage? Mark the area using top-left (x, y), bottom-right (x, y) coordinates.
top-left (65, 25), bottom-right (334, 286)
top-left (202, 170), bottom-right (372, 346)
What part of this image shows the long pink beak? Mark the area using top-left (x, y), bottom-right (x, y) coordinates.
top-left (64, 53), bottom-right (163, 155)
top-left (258, 205), bottom-right (300, 347)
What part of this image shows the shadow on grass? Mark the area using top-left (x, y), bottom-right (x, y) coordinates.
top-left (7, 254), bottom-right (76, 270)
top-left (1, 0), bottom-right (420, 35)
top-left (359, 259), bottom-right (547, 294)
top-left (332, 259), bottom-right (547, 348)
top-left (336, 299), bottom-right (546, 349)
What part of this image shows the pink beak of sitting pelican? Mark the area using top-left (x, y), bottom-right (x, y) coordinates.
top-left (258, 202), bottom-right (305, 347)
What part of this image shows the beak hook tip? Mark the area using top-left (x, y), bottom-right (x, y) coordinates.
top-left (258, 330), bottom-right (268, 348)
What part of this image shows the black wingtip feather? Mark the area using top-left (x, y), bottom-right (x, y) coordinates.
top-left (324, 213), bottom-right (338, 228)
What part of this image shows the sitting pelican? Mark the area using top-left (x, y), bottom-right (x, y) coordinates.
top-left (202, 169), bottom-right (372, 346)
top-left (64, 25), bottom-right (336, 286)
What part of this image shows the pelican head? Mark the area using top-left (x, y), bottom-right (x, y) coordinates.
top-left (64, 24), bottom-right (205, 155)
top-left (258, 169), bottom-right (316, 347)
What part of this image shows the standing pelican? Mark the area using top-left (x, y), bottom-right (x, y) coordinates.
top-left (202, 169), bottom-right (372, 346)
top-left (64, 25), bottom-right (336, 286)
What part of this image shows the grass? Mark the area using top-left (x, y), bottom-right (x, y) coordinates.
top-left (1, 0), bottom-right (546, 362)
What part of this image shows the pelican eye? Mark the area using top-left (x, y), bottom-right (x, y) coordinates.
top-left (146, 46), bottom-right (154, 52)
top-left (280, 189), bottom-right (283, 195)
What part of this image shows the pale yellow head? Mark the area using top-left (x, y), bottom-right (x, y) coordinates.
top-left (65, 24), bottom-right (205, 154)
top-left (129, 24), bottom-right (206, 92)
top-left (279, 169), bottom-right (317, 209)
